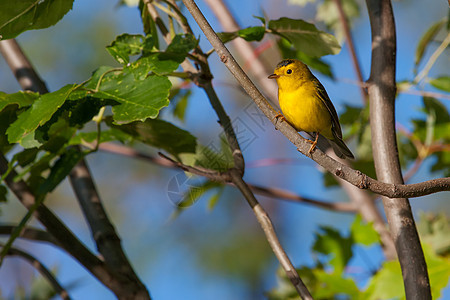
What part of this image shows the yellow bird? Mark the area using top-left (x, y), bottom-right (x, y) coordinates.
top-left (268, 59), bottom-right (354, 159)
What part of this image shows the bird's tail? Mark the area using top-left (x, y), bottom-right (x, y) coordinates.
top-left (330, 131), bottom-right (354, 159)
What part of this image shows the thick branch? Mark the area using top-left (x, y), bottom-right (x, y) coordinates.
top-left (0, 155), bottom-right (120, 294)
top-left (4, 245), bottom-right (71, 300)
top-left (178, 0), bottom-right (450, 199)
top-left (366, 0), bottom-right (430, 298)
top-left (69, 159), bottom-right (148, 296)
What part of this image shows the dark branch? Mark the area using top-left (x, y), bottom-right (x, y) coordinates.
top-left (3, 245), bottom-right (72, 300)
top-left (366, 0), bottom-right (431, 298)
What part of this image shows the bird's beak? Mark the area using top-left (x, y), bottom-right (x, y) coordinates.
top-left (268, 73), bottom-right (280, 79)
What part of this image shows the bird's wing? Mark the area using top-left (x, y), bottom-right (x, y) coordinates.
top-left (313, 79), bottom-right (343, 139)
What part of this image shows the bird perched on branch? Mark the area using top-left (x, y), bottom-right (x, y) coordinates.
top-left (268, 59), bottom-right (354, 159)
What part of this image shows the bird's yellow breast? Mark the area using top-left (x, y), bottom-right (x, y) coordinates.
top-left (278, 84), bottom-right (333, 139)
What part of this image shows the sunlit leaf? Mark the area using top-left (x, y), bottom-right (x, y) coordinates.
top-left (429, 76), bottom-right (450, 92)
top-left (0, 91), bottom-right (37, 111)
top-left (350, 214), bottom-right (380, 246)
top-left (316, 0), bottom-right (360, 42)
top-left (0, 0), bottom-right (74, 39)
top-left (85, 67), bottom-right (171, 123)
top-left (415, 19), bottom-right (446, 69)
top-left (312, 226), bottom-right (353, 273)
top-left (6, 84), bottom-right (77, 145)
top-left (106, 33), bottom-right (147, 65)
top-left (363, 260), bottom-right (404, 300)
top-left (268, 17), bottom-right (341, 57)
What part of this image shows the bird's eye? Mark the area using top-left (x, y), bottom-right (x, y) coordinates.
top-left (286, 69), bottom-right (292, 74)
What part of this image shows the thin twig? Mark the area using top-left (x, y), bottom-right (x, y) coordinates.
top-left (203, 0), bottom-right (395, 259)
top-left (203, 0), bottom-right (278, 102)
top-left (414, 33), bottom-right (450, 85)
top-left (98, 142), bottom-right (356, 212)
top-left (332, 0), bottom-right (368, 102)
top-left (229, 169), bottom-right (313, 300)
top-left (0, 225), bottom-right (60, 247)
top-left (178, 0), bottom-right (450, 199)
top-left (2, 244), bottom-right (71, 300)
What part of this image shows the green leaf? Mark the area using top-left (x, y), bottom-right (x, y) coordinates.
top-left (109, 118), bottom-right (197, 156)
top-left (86, 68), bottom-right (171, 124)
top-left (127, 34), bottom-right (197, 78)
top-left (207, 186), bottom-right (224, 211)
top-left (364, 260), bottom-right (404, 300)
top-left (0, 0), bottom-right (74, 39)
top-left (268, 17), bottom-right (341, 57)
top-left (0, 91), bottom-right (38, 111)
top-left (312, 226), bottom-right (353, 273)
top-left (277, 39), bottom-right (334, 78)
top-left (37, 147), bottom-right (84, 195)
top-left (172, 90), bottom-right (191, 122)
top-left (423, 97), bottom-right (449, 124)
top-left (288, 0), bottom-right (316, 6)
top-left (238, 26), bottom-right (266, 42)
top-left (6, 84), bottom-right (77, 145)
top-left (415, 19), bottom-right (446, 69)
top-left (424, 243), bottom-right (450, 299)
top-left (0, 105), bottom-right (19, 153)
top-left (69, 128), bottom-right (132, 146)
top-left (430, 151), bottom-right (450, 177)
top-left (418, 212), bottom-right (450, 256)
top-left (429, 76), bottom-right (450, 92)
top-left (166, 33), bottom-right (198, 54)
top-left (316, 0), bottom-right (360, 42)
top-left (350, 214), bottom-right (380, 246)
top-left (313, 269), bottom-right (362, 299)
top-left (106, 33), bottom-right (147, 65)
top-left (176, 180), bottom-right (221, 209)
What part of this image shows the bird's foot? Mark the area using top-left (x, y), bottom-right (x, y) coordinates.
top-left (305, 133), bottom-right (320, 155)
top-left (273, 111), bottom-right (286, 123)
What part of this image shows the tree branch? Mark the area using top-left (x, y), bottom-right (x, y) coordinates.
top-left (177, 0), bottom-right (450, 199)
top-left (202, 0), bottom-right (395, 259)
top-left (97, 142), bottom-right (356, 212)
top-left (332, 0), bottom-right (368, 102)
top-left (0, 39), bottom-right (151, 300)
top-left (0, 155), bottom-right (123, 296)
top-left (3, 244), bottom-right (71, 300)
top-left (0, 225), bottom-right (60, 246)
top-left (203, 0), bottom-right (279, 101)
top-left (365, 0), bottom-right (431, 298)
top-left (229, 169), bottom-right (313, 300)
top-left (145, 0), bottom-right (245, 174)
top-left (156, 150), bottom-right (314, 299)
top-left (68, 159), bottom-right (148, 295)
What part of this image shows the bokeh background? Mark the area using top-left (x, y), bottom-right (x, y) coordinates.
top-left (0, 0), bottom-right (449, 299)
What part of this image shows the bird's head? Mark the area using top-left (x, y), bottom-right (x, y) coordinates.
top-left (268, 59), bottom-right (312, 91)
